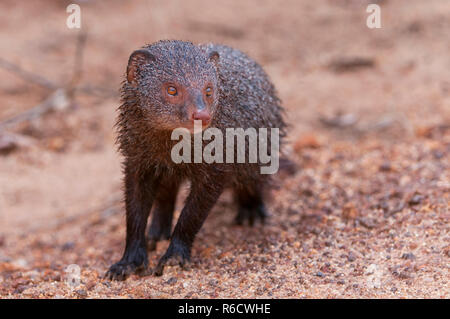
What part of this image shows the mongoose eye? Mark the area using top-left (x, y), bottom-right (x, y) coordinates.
top-left (205, 87), bottom-right (213, 97)
top-left (167, 86), bottom-right (178, 96)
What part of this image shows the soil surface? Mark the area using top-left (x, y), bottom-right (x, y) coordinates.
top-left (0, 0), bottom-right (448, 298)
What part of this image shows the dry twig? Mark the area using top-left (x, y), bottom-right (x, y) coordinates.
top-left (0, 31), bottom-right (116, 131)
top-left (0, 57), bottom-right (57, 90)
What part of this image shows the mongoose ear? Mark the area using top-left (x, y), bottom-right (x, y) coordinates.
top-left (208, 51), bottom-right (220, 64)
top-left (127, 49), bottom-right (156, 85)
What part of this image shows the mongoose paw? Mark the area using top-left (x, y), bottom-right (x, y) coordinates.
top-left (105, 247), bottom-right (148, 280)
top-left (105, 262), bottom-right (139, 281)
top-left (153, 240), bottom-right (190, 276)
top-left (234, 204), bottom-right (269, 226)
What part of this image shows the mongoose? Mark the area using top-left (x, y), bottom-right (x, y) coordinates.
top-left (105, 40), bottom-right (287, 280)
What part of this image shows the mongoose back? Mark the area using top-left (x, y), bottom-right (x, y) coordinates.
top-left (106, 40), bottom-right (287, 280)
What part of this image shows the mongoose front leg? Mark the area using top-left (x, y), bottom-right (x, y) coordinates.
top-left (105, 168), bottom-right (160, 280)
top-left (147, 178), bottom-right (179, 251)
top-left (153, 180), bottom-right (224, 276)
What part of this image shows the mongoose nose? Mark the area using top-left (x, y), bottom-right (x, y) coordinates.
top-left (192, 110), bottom-right (211, 124)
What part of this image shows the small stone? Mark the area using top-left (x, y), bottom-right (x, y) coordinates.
top-left (342, 203), bottom-right (358, 220)
top-left (85, 281), bottom-right (96, 291)
top-left (75, 289), bottom-right (88, 297)
top-left (47, 137), bottom-right (66, 152)
top-left (166, 277), bottom-right (177, 285)
top-left (293, 134), bottom-right (321, 152)
top-left (347, 252), bottom-right (356, 262)
top-left (0, 134), bottom-right (18, 155)
top-left (23, 270), bottom-right (40, 280)
top-left (432, 150), bottom-right (444, 159)
top-left (379, 162), bottom-right (391, 171)
top-left (14, 285), bottom-right (28, 294)
top-left (401, 253), bottom-right (416, 260)
top-left (301, 188), bottom-right (314, 197)
top-left (315, 271), bottom-right (325, 278)
top-left (366, 264), bottom-right (378, 275)
top-left (12, 258), bottom-right (28, 269)
top-left (61, 242), bottom-right (75, 251)
top-left (408, 194), bottom-right (424, 206)
top-left (209, 279), bottom-right (218, 286)
top-left (358, 217), bottom-right (377, 229)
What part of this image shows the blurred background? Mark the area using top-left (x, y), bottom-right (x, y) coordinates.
top-left (0, 0), bottom-right (448, 298)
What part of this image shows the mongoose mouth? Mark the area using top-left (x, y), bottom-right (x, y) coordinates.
top-left (182, 120), bottom-right (211, 133)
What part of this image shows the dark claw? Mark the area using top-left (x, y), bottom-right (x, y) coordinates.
top-left (105, 244), bottom-right (148, 281)
top-left (153, 240), bottom-right (190, 276)
top-left (105, 262), bottom-right (146, 281)
top-left (153, 255), bottom-right (189, 276)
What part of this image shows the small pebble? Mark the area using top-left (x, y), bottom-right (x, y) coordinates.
top-left (401, 253), bottom-right (416, 260)
top-left (408, 194), bottom-right (424, 206)
top-left (348, 252), bottom-right (356, 262)
top-left (61, 242), bottom-right (75, 251)
top-left (75, 289), bottom-right (87, 297)
top-left (379, 162), bottom-right (391, 171)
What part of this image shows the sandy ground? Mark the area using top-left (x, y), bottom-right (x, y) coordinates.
top-left (0, 0), bottom-right (448, 298)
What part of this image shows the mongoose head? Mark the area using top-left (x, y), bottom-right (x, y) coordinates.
top-left (125, 40), bottom-right (220, 132)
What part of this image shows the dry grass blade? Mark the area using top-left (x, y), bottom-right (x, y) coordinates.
top-left (0, 57), bottom-right (57, 90)
top-left (0, 89), bottom-right (70, 129)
